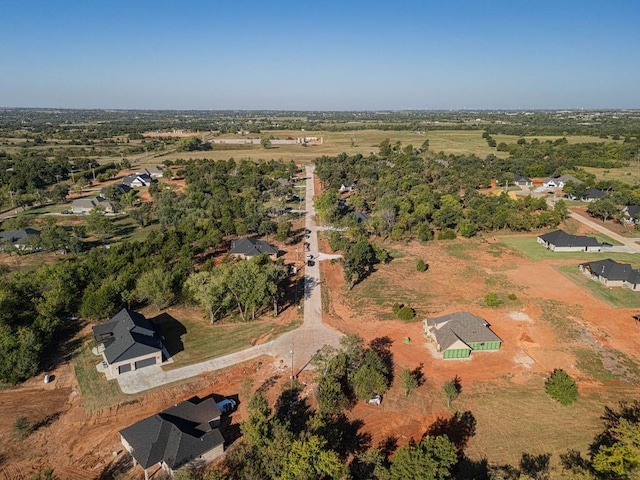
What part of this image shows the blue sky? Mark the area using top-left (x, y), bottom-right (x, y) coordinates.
top-left (1, 0), bottom-right (638, 109)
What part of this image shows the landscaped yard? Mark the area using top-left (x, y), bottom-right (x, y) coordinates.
top-left (554, 264), bottom-right (640, 308)
top-left (499, 235), bottom-right (639, 263)
top-left (154, 312), bottom-right (302, 370)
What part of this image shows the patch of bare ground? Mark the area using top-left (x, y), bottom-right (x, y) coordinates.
top-left (319, 234), bottom-right (640, 464)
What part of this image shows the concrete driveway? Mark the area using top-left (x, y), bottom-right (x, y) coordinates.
top-left (117, 164), bottom-right (342, 394)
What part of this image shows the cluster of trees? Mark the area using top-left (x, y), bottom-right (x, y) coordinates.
top-left (0, 157), bottom-right (302, 384)
top-left (185, 255), bottom-right (288, 322)
top-left (314, 150), bottom-right (565, 241)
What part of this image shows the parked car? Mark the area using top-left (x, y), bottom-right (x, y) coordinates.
top-left (367, 394), bottom-right (382, 405)
top-left (306, 253), bottom-right (314, 260)
top-left (216, 398), bottom-right (237, 414)
top-left (61, 210), bottom-right (72, 215)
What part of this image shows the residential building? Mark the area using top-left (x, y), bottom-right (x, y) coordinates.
top-left (0, 228), bottom-right (41, 250)
top-left (537, 229), bottom-right (602, 252)
top-left (424, 312), bottom-right (502, 359)
top-left (229, 237), bottom-right (278, 260)
top-left (120, 396), bottom-right (225, 479)
top-left (92, 309), bottom-right (164, 377)
top-left (579, 259), bottom-right (640, 290)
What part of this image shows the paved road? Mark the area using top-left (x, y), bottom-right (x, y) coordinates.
top-left (117, 164), bottom-right (342, 394)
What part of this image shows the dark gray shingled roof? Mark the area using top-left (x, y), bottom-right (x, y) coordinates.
top-left (425, 312), bottom-right (502, 351)
top-left (538, 229), bottom-right (601, 248)
top-left (230, 237), bottom-right (278, 257)
top-left (92, 308), bottom-right (163, 364)
top-left (119, 397), bottom-right (224, 470)
top-left (581, 259), bottom-right (640, 285)
top-left (0, 228), bottom-right (41, 243)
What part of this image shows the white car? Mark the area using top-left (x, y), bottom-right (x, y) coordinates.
top-left (305, 253), bottom-right (314, 260)
top-left (367, 394), bottom-right (382, 405)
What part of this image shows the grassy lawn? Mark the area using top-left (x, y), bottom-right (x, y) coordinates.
top-left (461, 382), bottom-right (635, 466)
top-left (583, 165), bottom-right (640, 185)
top-left (72, 339), bottom-right (139, 413)
top-left (554, 265), bottom-right (640, 308)
top-left (154, 313), bottom-right (302, 370)
top-left (499, 235), bottom-right (639, 263)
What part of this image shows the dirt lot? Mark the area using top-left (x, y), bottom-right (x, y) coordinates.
top-left (320, 233), bottom-right (640, 463)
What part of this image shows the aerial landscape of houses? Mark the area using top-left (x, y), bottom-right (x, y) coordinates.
top-left (0, 1), bottom-right (639, 478)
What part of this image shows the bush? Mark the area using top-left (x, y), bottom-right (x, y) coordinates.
top-left (416, 259), bottom-right (428, 272)
top-left (13, 416), bottom-right (30, 440)
top-left (396, 306), bottom-right (416, 321)
top-left (416, 223), bottom-right (433, 242)
top-left (545, 369), bottom-right (578, 405)
top-left (485, 292), bottom-right (504, 308)
top-left (508, 293), bottom-right (517, 301)
top-left (458, 222), bottom-right (477, 238)
top-left (437, 228), bottom-right (457, 240)
top-left (392, 302), bottom-right (403, 315)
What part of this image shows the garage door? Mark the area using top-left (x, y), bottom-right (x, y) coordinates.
top-left (135, 357), bottom-right (157, 369)
top-left (118, 364), bottom-right (132, 374)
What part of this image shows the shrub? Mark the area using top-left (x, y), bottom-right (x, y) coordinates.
top-left (392, 302), bottom-right (403, 315)
top-left (545, 369), bottom-right (578, 405)
top-left (13, 416), bottom-right (30, 440)
top-left (437, 228), bottom-right (457, 240)
top-left (416, 259), bottom-right (428, 272)
top-left (485, 292), bottom-right (504, 308)
top-left (416, 223), bottom-right (433, 242)
top-left (508, 293), bottom-right (517, 301)
top-left (396, 306), bottom-right (416, 321)
top-left (458, 222), bottom-right (477, 238)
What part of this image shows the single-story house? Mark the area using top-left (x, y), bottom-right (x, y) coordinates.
top-left (579, 259), bottom-right (640, 291)
top-left (98, 183), bottom-right (132, 199)
top-left (514, 174), bottom-right (533, 187)
top-left (229, 237), bottom-right (278, 260)
top-left (542, 174), bottom-right (583, 189)
top-left (622, 205), bottom-right (640, 224)
top-left (120, 396), bottom-right (225, 479)
top-left (71, 197), bottom-right (116, 214)
top-left (123, 173), bottom-right (152, 187)
top-left (424, 312), bottom-right (502, 359)
top-left (582, 188), bottom-right (606, 202)
top-left (537, 229), bottom-right (602, 252)
top-left (0, 228), bottom-right (41, 250)
top-left (92, 308), bottom-right (164, 377)
top-left (141, 166), bottom-right (164, 179)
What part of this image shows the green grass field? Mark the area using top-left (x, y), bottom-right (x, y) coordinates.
top-left (499, 235), bottom-right (638, 263)
top-left (156, 313), bottom-right (301, 370)
top-left (583, 164), bottom-right (640, 185)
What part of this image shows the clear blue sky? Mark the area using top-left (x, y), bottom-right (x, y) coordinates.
top-left (1, 0), bottom-right (638, 110)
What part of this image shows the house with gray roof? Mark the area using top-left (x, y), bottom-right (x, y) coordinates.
top-left (537, 229), bottom-right (602, 252)
top-left (123, 173), bottom-right (152, 187)
top-left (71, 197), bottom-right (116, 214)
top-left (622, 205), bottom-right (640, 224)
top-left (92, 309), bottom-right (164, 377)
top-left (229, 237), bottom-right (278, 260)
top-left (579, 259), bottom-right (640, 291)
top-left (542, 174), bottom-right (583, 189)
top-left (582, 188), bottom-right (606, 202)
top-left (0, 228), bottom-right (41, 250)
top-left (514, 174), bottom-right (533, 187)
top-left (423, 312), bottom-right (502, 359)
top-left (120, 396), bottom-right (225, 479)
